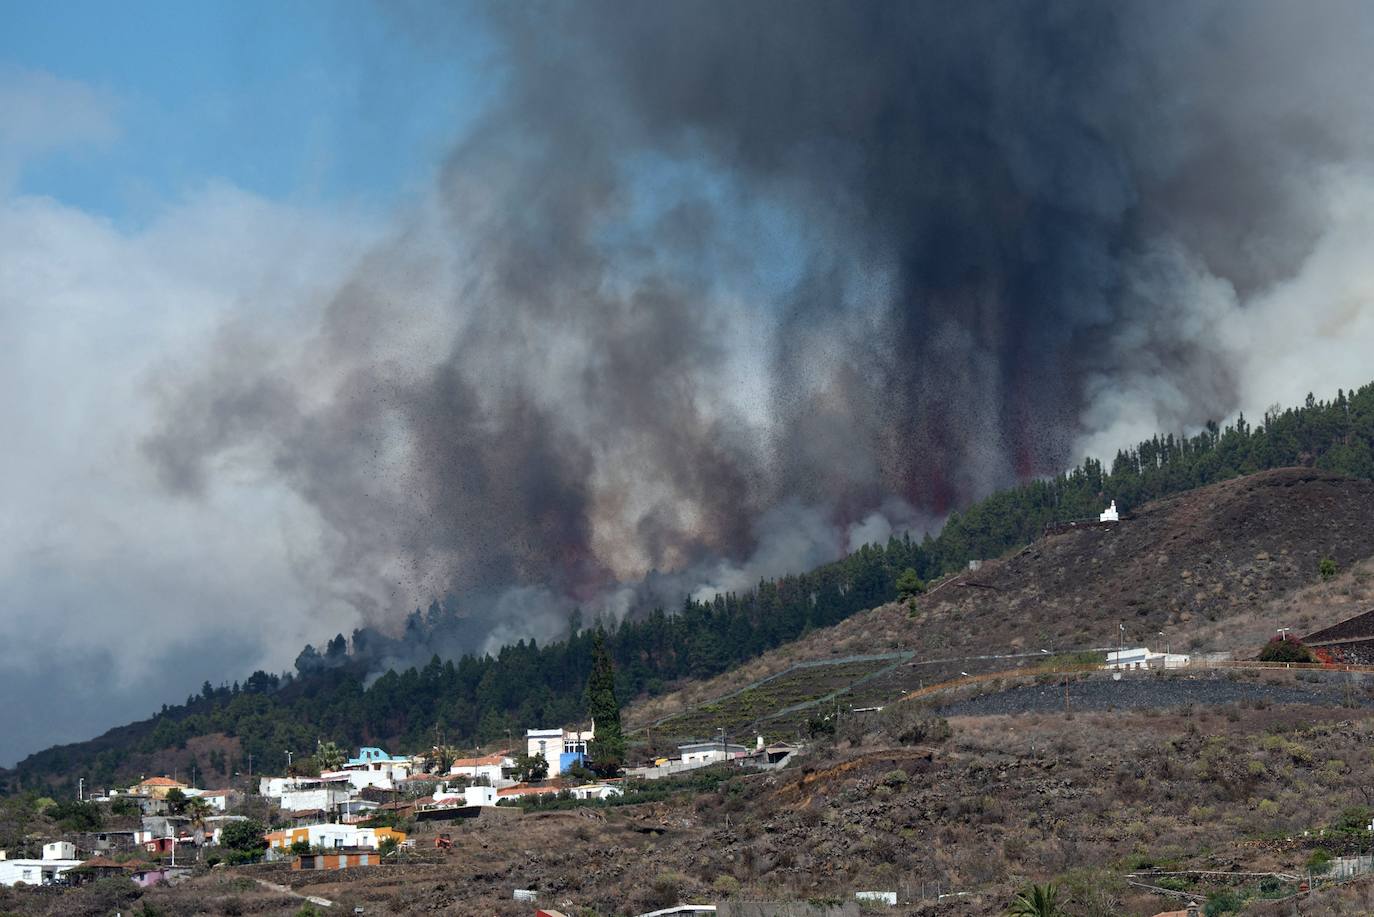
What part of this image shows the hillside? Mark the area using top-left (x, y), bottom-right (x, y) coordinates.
top-left (17, 684), bottom-right (1374, 916)
top-left (11, 458), bottom-right (1374, 914)
top-left (10, 382), bottom-right (1374, 795)
top-left (629, 468), bottom-right (1374, 737)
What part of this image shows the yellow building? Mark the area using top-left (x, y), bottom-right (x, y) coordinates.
top-left (130, 776), bottom-right (188, 800)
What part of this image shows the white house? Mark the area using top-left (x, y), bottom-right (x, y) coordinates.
top-left (259, 776), bottom-right (305, 799)
top-left (449, 751), bottom-right (515, 787)
top-left (1106, 647), bottom-right (1190, 670)
top-left (525, 725), bottom-right (594, 776)
top-left (678, 741), bottom-right (750, 766)
top-left (496, 783), bottom-right (563, 803)
top-left (1100, 501), bottom-right (1120, 523)
top-left (432, 784), bottom-right (498, 807)
top-left (339, 799), bottom-right (381, 823)
top-left (337, 747), bottom-right (413, 790)
top-left (280, 775), bottom-right (353, 813)
top-left (0, 843), bottom-right (83, 887)
top-left (569, 783), bottom-right (623, 801)
top-left (265, 823), bottom-right (405, 853)
top-left (186, 788), bottom-right (237, 812)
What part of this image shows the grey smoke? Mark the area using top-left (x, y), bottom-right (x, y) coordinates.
top-left (141, 0), bottom-right (1374, 659)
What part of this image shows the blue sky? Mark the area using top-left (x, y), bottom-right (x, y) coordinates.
top-left (2, 0), bottom-right (490, 221)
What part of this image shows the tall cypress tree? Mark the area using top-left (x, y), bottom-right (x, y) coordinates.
top-left (585, 632), bottom-right (625, 775)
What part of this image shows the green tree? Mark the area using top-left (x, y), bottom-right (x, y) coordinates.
top-left (895, 567), bottom-right (925, 600)
top-left (219, 818), bottom-right (267, 857)
top-left (1007, 883), bottom-right (1065, 917)
top-left (585, 633), bottom-right (625, 776)
top-left (48, 800), bottom-right (103, 832)
top-left (514, 753), bottom-right (548, 783)
top-left (164, 787), bottom-right (187, 815)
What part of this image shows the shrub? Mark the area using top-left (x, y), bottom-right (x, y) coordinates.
top-left (289, 839), bottom-right (311, 855)
top-left (1204, 888), bottom-right (1242, 915)
top-left (1305, 848), bottom-right (1333, 874)
top-left (1258, 635), bottom-right (1315, 664)
top-left (1320, 557), bottom-right (1338, 580)
top-left (712, 875), bottom-right (741, 897)
top-left (650, 870), bottom-right (689, 908)
top-left (881, 769), bottom-right (908, 788)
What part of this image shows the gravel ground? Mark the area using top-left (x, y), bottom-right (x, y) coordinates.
top-left (937, 672), bottom-right (1374, 717)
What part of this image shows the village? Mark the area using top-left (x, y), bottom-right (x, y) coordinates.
top-left (0, 722), bottom-right (802, 894)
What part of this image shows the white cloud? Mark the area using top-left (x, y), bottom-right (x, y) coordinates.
top-left (0, 180), bottom-right (390, 763)
top-left (0, 66), bottom-right (121, 193)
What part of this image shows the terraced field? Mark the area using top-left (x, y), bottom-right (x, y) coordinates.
top-left (644, 653), bottom-right (911, 741)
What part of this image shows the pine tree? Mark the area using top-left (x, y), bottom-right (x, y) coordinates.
top-left (585, 632), bottom-right (625, 775)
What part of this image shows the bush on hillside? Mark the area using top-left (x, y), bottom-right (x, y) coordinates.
top-left (1258, 635), bottom-right (1315, 664)
top-left (895, 568), bottom-right (925, 599)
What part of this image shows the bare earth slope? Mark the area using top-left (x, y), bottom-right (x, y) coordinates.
top-left (629, 467), bottom-right (1374, 730)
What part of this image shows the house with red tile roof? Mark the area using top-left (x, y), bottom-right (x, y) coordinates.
top-left (450, 750), bottom-right (515, 787)
top-left (496, 783), bottom-right (563, 802)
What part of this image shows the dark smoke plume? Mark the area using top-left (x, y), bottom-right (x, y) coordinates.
top-left (143, 1), bottom-right (1374, 654)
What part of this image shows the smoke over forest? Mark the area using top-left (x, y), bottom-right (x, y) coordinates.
top-left (140, 1), bottom-right (1374, 660)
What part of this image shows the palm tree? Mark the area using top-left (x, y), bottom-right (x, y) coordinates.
top-left (315, 740), bottom-right (346, 773)
top-left (1007, 883), bottom-right (1065, 917)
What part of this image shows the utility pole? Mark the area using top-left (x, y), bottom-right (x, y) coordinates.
top-left (285, 750), bottom-right (293, 771)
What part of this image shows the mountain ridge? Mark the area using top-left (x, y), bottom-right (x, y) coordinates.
top-left (8, 383), bottom-right (1374, 794)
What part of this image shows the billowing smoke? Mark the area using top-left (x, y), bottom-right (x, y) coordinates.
top-left (141, 1), bottom-right (1374, 658)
